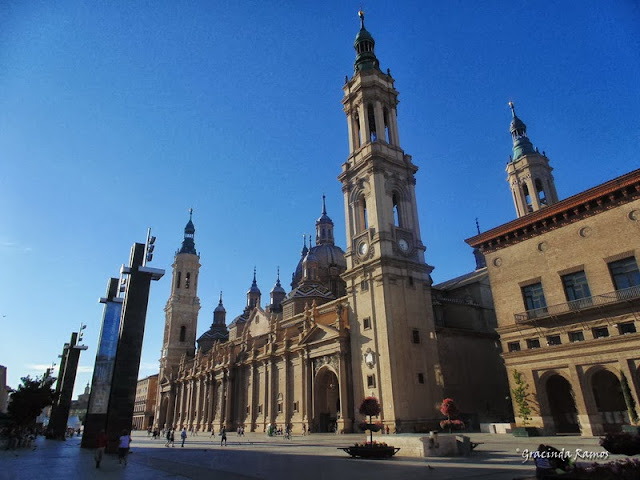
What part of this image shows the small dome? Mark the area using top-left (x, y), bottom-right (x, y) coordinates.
top-left (184, 219), bottom-right (195, 235)
top-left (510, 115), bottom-right (526, 133)
top-left (354, 27), bottom-right (374, 45)
top-left (214, 295), bottom-right (226, 313)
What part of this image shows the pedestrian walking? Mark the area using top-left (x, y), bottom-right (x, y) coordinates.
top-left (170, 429), bottom-right (175, 447)
top-left (302, 424), bottom-right (306, 436)
top-left (220, 425), bottom-right (227, 446)
top-left (94, 429), bottom-right (108, 468)
top-left (181, 428), bottom-right (187, 447)
top-left (165, 429), bottom-right (171, 447)
top-left (118, 430), bottom-right (132, 466)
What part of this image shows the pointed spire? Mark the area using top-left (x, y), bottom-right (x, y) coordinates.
top-left (301, 234), bottom-right (309, 256)
top-left (276, 267), bottom-right (281, 286)
top-left (353, 9), bottom-right (379, 73)
top-left (316, 194), bottom-right (335, 245)
top-left (475, 218), bottom-right (481, 235)
top-left (247, 267), bottom-right (261, 309)
top-left (179, 208), bottom-right (197, 254)
top-left (508, 101), bottom-right (535, 160)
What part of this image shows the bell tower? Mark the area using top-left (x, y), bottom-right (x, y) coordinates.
top-left (159, 209), bottom-right (201, 380)
top-left (506, 102), bottom-right (559, 217)
top-left (338, 11), bottom-right (442, 430)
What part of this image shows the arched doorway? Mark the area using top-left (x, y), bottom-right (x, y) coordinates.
top-left (592, 370), bottom-right (627, 433)
top-left (546, 374), bottom-right (580, 433)
top-left (314, 367), bottom-right (340, 432)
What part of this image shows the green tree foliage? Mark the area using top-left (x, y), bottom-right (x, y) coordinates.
top-left (8, 373), bottom-right (57, 427)
top-left (621, 373), bottom-right (639, 426)
top-left (511, 370), bottom-right (532, 427)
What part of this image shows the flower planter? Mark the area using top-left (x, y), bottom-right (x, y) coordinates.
top-left (339, 445), bottom-right (400, 458)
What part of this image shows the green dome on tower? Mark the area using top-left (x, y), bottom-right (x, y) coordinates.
top-left (353, 10), bottom-right (380, 73)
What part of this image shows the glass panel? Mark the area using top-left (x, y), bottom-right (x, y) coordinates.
top-left (609, 257), bottom-right (640, 290)
top-left (522, 282), bottom-right (547, 311)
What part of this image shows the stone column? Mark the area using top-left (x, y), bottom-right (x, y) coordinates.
top-left (337, 349), bottom-right (351, 433)
top-left (262, 360), bottom-right (269, 429)
top-left (247, 362), bottom-right (256, 431)
top-left (358, 102), bottom-right (370, 144)
top-left (167, 388), bottom-right (175, 428)
top-left (224, 370), bottom-right (233, 428)
top-left (390, 107), bottom-right (400, 146)
top-left (347, 110), bottom-right (356, 152)
top-left (568, 364), bottom-right (600, 436)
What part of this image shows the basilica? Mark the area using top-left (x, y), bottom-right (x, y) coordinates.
top-left (153, 13), bottom-right (511, 434)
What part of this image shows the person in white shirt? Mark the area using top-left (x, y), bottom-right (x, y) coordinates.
top-left (118, 430), bottom-right (132, 466)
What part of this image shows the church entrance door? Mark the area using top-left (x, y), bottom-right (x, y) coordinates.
top-left (314, 367), bottom-right (339, 432)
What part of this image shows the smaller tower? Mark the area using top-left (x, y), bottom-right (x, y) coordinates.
top-left (506, 102), bottom-right (559, 217)
top-left (269, 268), bottom-right (287, 313)
top-left (197, 292), bottom-right (229, 353)
top-left (246, 267), bottom-right (261, 311)
top-left (316, 195), bottom-right (335, 245)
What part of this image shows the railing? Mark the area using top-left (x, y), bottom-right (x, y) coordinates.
top-left (514, 285), bottom-right (640, 323)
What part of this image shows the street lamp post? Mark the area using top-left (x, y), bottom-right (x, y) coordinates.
top-left (47, 332), bottom-right (88, 439)
top-left (104, 235), bottom-right (164, 452)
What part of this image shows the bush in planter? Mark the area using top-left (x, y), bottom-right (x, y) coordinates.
top-left (600, 432), bottom-right (640, 456)
top-left (572, 458), bottom-right (640, 479)
top-left (439, 398), bottom-right (463, 433)
top-left (440, 419), bottom-right (465, 431)
top-left (358, 397), bottom-right (382, 445)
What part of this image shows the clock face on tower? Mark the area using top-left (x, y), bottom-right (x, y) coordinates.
top-left (358, 241), bottom-right (369, 257)
top-left (398, 238), bottom-right (409, 253)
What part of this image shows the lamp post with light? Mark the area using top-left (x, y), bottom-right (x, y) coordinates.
top-left (104, 230), bottom-right (164, 452)
top-left (46, 328), bottom-right (88, 439)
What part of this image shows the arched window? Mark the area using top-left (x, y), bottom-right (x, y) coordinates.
top-left (523, 183), bottom-right (533, 212)
top-left (383, 108), bottom-right (391, 143)
top-left (535, 179), bottom-right (547, 206)
top-left (367, 104), bottom-right (377, 142)
top-left (185, 272), bottom-right (191, 289)
top-left (354, 113), bottom-right (362, 148)
top-left (179, 326), bottom-right (186, 342)
top-left (358, 195), bottom-right (369, 232)
top-left (392, 193), bottom-right (401, 227)
top-left (176, 272), bottom-right (181, 289)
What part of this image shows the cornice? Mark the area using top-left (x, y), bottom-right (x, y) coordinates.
top-left (466, 169), bottom-right (640, 253)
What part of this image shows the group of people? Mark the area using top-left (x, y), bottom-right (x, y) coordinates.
top-left (93, 429), bottom-right (131, 468)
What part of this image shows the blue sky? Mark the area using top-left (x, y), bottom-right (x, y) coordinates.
top-left (1, 1), bottom-right (638, 398)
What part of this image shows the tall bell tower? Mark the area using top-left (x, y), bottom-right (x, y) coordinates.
top-left (158, 209), bottom-right (201, 381)
top-left (339, 11), bottom-right (442, 430)
top-left (506, 102), bottom-right (559, 217)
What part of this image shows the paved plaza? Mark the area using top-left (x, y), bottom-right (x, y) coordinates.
top-left (0, 431), bottom-right (618, 480)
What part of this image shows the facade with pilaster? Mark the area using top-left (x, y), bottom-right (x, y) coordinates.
top-left (153, 12), bottom-right (510, 434)
top-left (467, 106), bottom-right (640, 435)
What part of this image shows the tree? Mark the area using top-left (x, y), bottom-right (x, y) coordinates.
top-left (8, 373), bottom-right (57, 427)
top-left (621, 373), bottom-right (639, 426)
top-left (359, 396), bottom-right (381, 445)
top-left (511, 370), bottom-right (532, 427)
